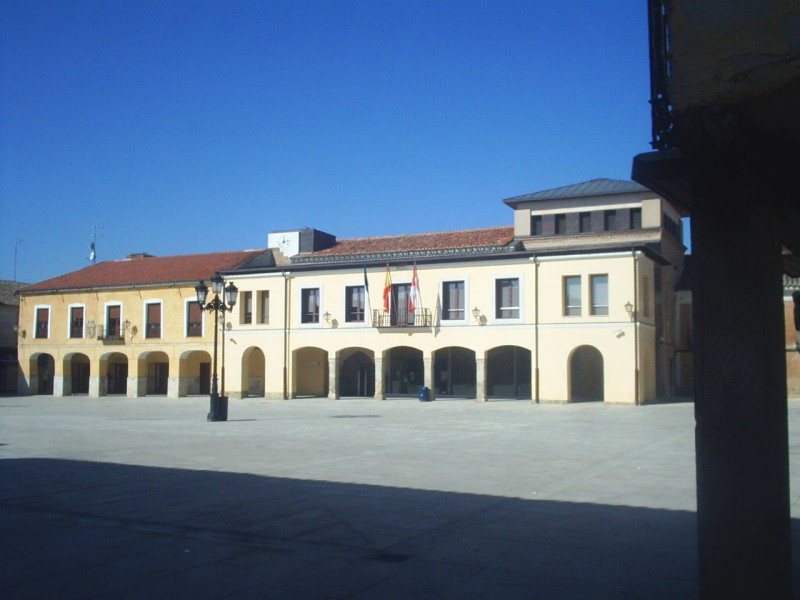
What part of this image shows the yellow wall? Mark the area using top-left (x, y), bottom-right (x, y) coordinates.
top-left (223, 253), bottom-right (659, 404)
top-left (17, 285), bottom-right (216, 397)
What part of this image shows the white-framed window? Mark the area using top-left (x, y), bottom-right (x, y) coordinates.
top-left (33, 304), bottom-right (50, 339)
top-left (345, 285), bottom-right (365, 323)
top-left (144, 300), bottom-right (162, 339)
top-left (103, 302), bottom-right (123, 339)
top-left (441, 280), bottom-right (465, 321)
top-left (240, 291), bottom-right (253, 324)
top-left (564, 276), bottom-right (581, 316)
top-left (300, 286), bottom-right (321, 325)
top-left (257, 291), bottom-right (269, 324)
top-left (495, 277), bottom-right (521, 320)
top-left (590, 274), bottom-right (609, 316)
top-left (68, 303), bottom-right (86, 338)
top-left (185, 298), bottom-right (203, 337)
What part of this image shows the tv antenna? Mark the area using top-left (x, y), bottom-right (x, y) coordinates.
top-left (13, 239), bottom-right (23, 281)
top-left (89, 224), bottom-right (104, 263)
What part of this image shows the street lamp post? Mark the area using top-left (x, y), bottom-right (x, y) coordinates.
top-left (195, 273), bottom-right (238, 422)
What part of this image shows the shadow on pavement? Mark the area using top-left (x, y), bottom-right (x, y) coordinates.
top-left (0, 458), bottom-right (794, 599)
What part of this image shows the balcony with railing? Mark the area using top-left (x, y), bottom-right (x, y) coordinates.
top-left (371, 308), bottom-right (432, 329)
top-left (96, 325), bottom-right (124, 343)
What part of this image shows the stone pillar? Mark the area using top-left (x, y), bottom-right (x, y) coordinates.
top-left (89, 376), bottom-right (100, 398)
top-left (130, 377), bottom-right (145, 398)
top-left (328, 356), bottom-right (338, 400)
top-left (475, 356), bottom-right (486, 402)
top-left (167, 376), bottom-right (179, 399)
top-left (54, 376), bottom-right (65, 397)
top-left (692, 201), bottom-right (790, 598)
top-left (423, 354), bottom-right (434, 400)
top-left (374, 357), bottom-right (384, 400)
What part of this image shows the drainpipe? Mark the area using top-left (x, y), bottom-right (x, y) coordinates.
top-left (533, 255), bottom-right (540, 403)
top-left (282, 271), bottom-right (290, 400)
top-left (632, 250), bottom-right (640, 406)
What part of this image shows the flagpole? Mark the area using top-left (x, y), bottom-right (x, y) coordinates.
top-left (363, 265), bottom-right (371, 326)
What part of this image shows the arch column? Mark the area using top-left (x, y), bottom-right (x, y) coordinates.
top-left (475, 356), bottom-right (486, 402)
top-left (374, 356), bottom-right (384, 400)
top-left (423, 353), bottom-right (434, 400)
top-left (167, 378), bottom-right (179, 398)
top-left (89, 374), bottom-right (100, 397)
top-left (54, 367), bottom-right (65, 396)
top-left (328, 355), bottom-right (339, 400)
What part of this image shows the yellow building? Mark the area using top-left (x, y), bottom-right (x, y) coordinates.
top-left (16, 250), bottom-right (261, 398)
top-left (223, 178), bottom-right (685, 404)
top-left (16, 178), bottom-right (687, 404)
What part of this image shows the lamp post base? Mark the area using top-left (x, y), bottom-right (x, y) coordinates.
top-left (207, 393), bottom-right (228, 422)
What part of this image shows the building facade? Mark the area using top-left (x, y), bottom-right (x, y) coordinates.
top-left (16, 178), bottom-right (688, 404)
top-left (16, 250), bottom-right (261, 398)
top-left (0, 280), bottom-right (26, 394)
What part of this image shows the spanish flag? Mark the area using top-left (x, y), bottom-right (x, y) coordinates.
top-left (383, 264), bottom-right (391, 311)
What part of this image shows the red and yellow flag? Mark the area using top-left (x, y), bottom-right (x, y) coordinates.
top-left (382, 264), bottom-right (391, 311)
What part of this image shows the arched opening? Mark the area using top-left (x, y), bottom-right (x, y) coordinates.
top-left (64, 352), bottom-right (90, 395)
top-left (179, 350), bottom-right (212, 396)
top-left (31, 353), bottom-right (54, 395)
top-left (139, 351), bottom-right (169, 396)
top-left (293, 347), bottom-right (328, 397)
top-left (339, 349), bottom-right (375, 397)
top-left (487, 346), bottom-right (531, 400)
top-left (434, 346), bottom-right (475, 398)
top-left (569, 345), bottom-right (604, 402)
top-left (100, 352), bottom-right (128, 396)
top-left (241, 347), bottom-right (266, 398)
top-left (384, 346), bottom-right (423, 397)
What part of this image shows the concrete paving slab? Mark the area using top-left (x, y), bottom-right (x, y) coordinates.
top-left (1, 396), bottom-right (800, 598)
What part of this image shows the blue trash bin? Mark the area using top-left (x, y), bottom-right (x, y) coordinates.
top-left (418, 386), bottom-right (431, 402)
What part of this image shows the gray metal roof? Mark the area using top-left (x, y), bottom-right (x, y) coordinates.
top-left (503, 178), bottom-right (650, 206)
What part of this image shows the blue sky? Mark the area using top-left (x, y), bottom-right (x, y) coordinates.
top-left (1, 0), bottom-right (659, 283)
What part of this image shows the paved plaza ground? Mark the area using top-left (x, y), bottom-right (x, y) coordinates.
top-left (2, 396), bottom-right (800, 598)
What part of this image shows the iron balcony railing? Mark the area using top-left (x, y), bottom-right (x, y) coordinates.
top-left (372, 308), bottom-right (432, 328)
top-left (96, 325), bottom-right (124, 342)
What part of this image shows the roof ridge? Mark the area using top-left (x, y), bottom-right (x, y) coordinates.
top-left (104, 248), bottom-right (262, 263)
top-left (334, 225), bottom-right (512, 243)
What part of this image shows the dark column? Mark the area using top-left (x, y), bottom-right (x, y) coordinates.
top-left (541, 214), bottom-right (556, 236)
top-left (692, 196), bottom-right (790, 597)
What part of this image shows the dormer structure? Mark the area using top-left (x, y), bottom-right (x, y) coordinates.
top-left (505, 178), bottom-right (686, 265)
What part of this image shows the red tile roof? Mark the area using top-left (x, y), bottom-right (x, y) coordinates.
top-left (19, 249), bottom-right (264, 293)
top-left (301, 226), bottom-right (515, 257)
